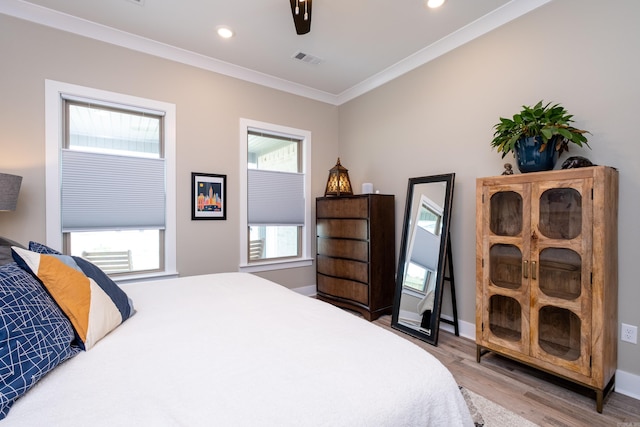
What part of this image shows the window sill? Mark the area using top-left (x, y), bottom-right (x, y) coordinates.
top-left (402, 288), bottom-right (427, 298)
top-left (238, 257), bottom-right (313, 273)
top-left (114, 270), bottom-right (180, 285)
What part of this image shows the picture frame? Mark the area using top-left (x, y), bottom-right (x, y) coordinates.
top-left (191, 172), bottom-right (226, 220)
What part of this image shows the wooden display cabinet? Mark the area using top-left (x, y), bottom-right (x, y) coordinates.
top-left (316, 194), bottom-right (395, 321)
top-left (475, 166), bottom-right (618, 412)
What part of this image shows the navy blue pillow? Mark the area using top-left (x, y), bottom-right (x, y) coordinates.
top-left (28, 241), bottom-right (62, 255)
top-left (0, 262), bottom-right (80, 419)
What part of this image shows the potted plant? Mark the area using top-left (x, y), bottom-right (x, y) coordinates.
top-left (490, 101), bottom-right (591, 173)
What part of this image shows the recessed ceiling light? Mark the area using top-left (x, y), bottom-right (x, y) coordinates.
top-left (216, 26), bottom-right (234, 39)
top-left (426, 0), bottom-right (445, 8)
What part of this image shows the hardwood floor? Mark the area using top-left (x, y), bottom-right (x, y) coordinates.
top-left (373, 315), bottom-right (640, 427)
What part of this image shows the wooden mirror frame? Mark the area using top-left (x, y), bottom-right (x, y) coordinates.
top-left (391, 173), bottom-right (455, 346)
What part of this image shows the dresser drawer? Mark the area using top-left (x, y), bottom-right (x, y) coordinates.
top-left (317, 237), bottom-right (368, 262)
top-left (317, 255), bottom-right (368, 283)
top-left (317, 219), bottom-right (368, 239)
top-left (317, 274), bottom-right (369, 305)
top-left (317, 197), bottom-right (368, 218)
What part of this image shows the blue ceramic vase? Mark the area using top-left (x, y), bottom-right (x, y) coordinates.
top-left (514, 136), bottom-right (559, 173)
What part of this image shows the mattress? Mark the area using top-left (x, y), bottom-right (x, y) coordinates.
top-left (4, 272), bottom-right (473, 426)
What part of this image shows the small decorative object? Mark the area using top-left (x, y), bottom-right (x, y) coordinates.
top-left (191, 172), bottom-right (226, 220)
top-left (324, 158), bottom-right (353, 196)
top-left (361, 182), bottom-right (374, 194)
top-left (561, 156), bottom-right (595, 169)
top-left (501, 163), bottom-right (514, 175)
top-left (491, 101), bottom-right (591, 173)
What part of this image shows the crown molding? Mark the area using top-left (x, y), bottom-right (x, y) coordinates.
top-left (1, 0), bottom-right (552, 106)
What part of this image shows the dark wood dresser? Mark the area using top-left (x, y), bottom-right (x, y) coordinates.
top-left (315, 194), bottom-right (395, 320)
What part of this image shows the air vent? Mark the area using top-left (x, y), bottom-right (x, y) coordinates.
top-left (292, 51), bottom-right (322, 65)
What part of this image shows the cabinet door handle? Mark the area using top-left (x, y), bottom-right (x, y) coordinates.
top-left (532, 261), bottom-right (537, 280)
top-left (523, 260), bottom-right (529, 279)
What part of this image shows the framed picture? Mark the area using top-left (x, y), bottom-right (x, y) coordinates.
top-left (191, 172), bottom-right (226, 220)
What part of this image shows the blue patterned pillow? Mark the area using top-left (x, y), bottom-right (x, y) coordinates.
top-left (0, 263), bottom-right (80, 419)
top-left (28, 241), bottom-right (62, 255)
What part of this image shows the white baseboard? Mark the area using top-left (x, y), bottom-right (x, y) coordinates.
top-left (616, 369), bottom-right (640, 400)
top-left (439, 314), bottom-right (476, 340)
top-left (441, 316), bottom-right (640, 401)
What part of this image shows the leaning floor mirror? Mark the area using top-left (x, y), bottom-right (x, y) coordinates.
top-left (391, 173), bottom-right (455, 346)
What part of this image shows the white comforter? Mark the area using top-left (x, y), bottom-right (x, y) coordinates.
top-left (5, 273), bottom-right (473, 426)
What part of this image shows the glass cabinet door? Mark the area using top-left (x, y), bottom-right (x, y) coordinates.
top-left (483, 187), bottom-right (529, 352)
top-left (530, 180), bottom-right (592, 374)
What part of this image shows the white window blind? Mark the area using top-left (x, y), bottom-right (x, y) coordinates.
top-left (410, 226), bottom-right (440, 271)
top-left (61, 149), bottom-right (165, 231)
top-left (247, 169), bottom-right (304, 225)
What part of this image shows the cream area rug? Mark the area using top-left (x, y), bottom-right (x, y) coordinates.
top-left (460, 387), bottom-right (539, 427)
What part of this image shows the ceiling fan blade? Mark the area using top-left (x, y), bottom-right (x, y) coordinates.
top-left (289, 0), bottom-right (312, 35)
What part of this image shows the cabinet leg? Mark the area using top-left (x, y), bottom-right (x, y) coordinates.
top-left (476, 345), bottom-right (489, 363)
top-left (595, 374), bottom-right (616, 413)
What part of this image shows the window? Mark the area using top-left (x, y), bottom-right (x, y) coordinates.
top-left (417, 202), bottom-right (442, 236)
top-left (402, 196), bottom-right (444, 295)
top-left (239, 119), bottom-right (312, 272)
top-left (45, 80), bottom-right (177, 280)
top-left (403, 262), bottom-right (434, 293)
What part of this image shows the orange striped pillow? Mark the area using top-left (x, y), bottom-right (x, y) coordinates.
top-left (12, 247), bottom-right (134, 350)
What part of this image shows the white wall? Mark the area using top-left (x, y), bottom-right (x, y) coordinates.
top-left (338, 0), bottom-right (640, 381)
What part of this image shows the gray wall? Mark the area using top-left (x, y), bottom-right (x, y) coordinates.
top-left (339, 0), bottom-right (640, 379)
top-left (0, 13), bottom-right (339, 290)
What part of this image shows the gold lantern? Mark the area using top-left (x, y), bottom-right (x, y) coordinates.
top-left (324, 158), bottom-right (353, 196)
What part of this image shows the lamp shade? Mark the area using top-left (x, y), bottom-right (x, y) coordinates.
top-left (324, 158), bottom-right (353, 196)
top-left (0, 173), bottom-right (22, 211)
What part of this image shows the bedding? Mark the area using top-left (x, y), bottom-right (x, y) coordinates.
top-left (2, 271), bottom-right (473, 426)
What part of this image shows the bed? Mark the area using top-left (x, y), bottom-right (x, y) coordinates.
top-left (1, 243), bottom-right (473, 426)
